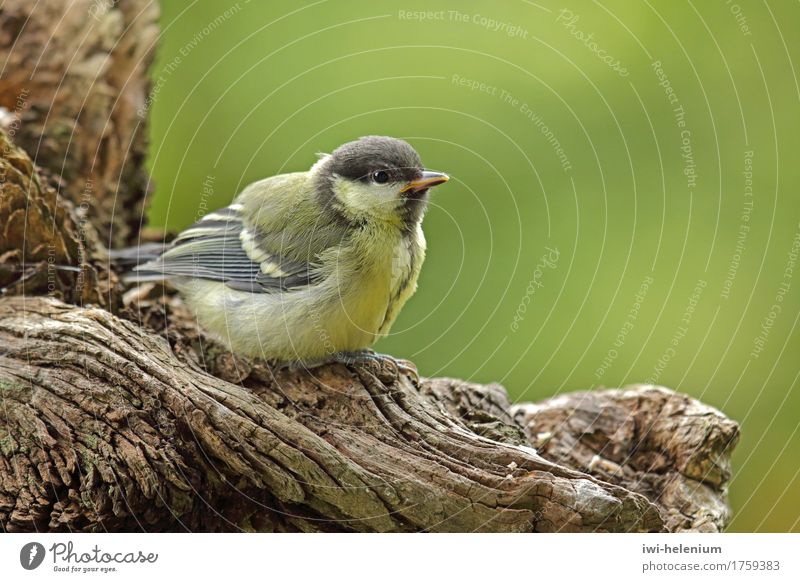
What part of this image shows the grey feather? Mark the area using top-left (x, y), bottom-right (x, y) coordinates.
top-left (108, 242), bottom-right (168, 268)
top-left (129, 205), bottom-right (319, 292)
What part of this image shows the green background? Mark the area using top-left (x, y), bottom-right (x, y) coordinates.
top-left (147, 0), bottom-right (800, 532)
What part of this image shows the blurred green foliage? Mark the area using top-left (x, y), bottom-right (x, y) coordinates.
top-left (148, 0), bottom-right (800, 532)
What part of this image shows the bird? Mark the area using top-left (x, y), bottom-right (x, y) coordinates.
top-left (122, 136), bottom-right (449, 376)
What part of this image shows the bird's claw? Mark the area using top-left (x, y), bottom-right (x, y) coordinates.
top-left (333, 350), bottom-right (420, 386)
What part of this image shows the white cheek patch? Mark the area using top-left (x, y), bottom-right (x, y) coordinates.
top-left (333, 176), bottom-right (404, 221)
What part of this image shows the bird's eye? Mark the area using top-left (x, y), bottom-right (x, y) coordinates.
top-left (372, 170), bottom-right (389, 184)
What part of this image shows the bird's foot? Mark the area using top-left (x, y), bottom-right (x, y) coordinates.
top-left (332, 350), bottom-right (420, 386)
top-left (274, 351), bottom-right (420, 385)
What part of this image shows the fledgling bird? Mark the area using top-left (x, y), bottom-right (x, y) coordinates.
top-left (125, 136), bottom-right (448, 372)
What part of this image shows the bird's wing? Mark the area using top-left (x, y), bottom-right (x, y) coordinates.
top-left (131, 203), bottom-right (319, 292)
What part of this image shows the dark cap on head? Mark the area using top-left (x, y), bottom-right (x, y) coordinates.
top-left (327, 136), bottom-right (423, 183)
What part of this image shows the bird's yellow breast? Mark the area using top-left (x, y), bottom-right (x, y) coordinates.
top-left (321, 222), bottom-right (425, 351)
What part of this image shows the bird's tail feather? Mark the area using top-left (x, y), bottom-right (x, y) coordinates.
top-left (107, 242), bottom-right (167, 266)
top-left (119, 269), bottom-right (170, 284)
top-left (108, 242), bottom-right (169, 283)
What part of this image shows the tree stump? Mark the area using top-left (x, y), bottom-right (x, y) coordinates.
top-left (0, 0), bottom-right (739, 533)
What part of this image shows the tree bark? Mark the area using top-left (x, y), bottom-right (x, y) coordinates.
top-left (0, 0), bottom-right (739, 533)
top-left (0, 0), bottom-right (159, 247)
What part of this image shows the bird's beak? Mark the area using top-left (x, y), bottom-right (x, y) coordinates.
top-left (400, 171), bottom-right (449, 193)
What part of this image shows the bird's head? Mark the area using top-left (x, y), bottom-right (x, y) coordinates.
top-left (313, 136), bottom-right (448, 228)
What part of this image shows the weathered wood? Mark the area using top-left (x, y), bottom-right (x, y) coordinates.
top-left (0, 0), bottom-right (159, 246)
top-left (0, 296), bottom-right (667, 532)
top-left (0, 130), bottom-right (113, 305)
top-left (0, 0), bottom-right (739, 533)
top-left (513, 388), bottom-right (739, 532)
